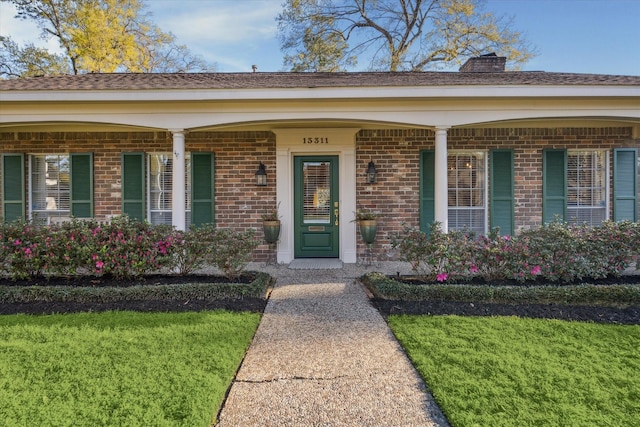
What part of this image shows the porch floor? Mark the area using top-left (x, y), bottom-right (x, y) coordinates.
top-left (287, 258), bottom-right (344, 269)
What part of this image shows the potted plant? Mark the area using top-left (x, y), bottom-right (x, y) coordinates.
top-left (262, 203), bottom-right (281, 244)
top-left (353, 207), bottom-right (380, 244)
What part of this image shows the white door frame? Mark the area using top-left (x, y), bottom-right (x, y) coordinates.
top-left (273, 128), bottom-right (360, 264)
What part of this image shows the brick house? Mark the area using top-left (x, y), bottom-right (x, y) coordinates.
top-left (1, 55), bottom-right (639, 264)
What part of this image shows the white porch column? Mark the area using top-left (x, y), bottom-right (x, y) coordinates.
top-left (434, 127), bottom-right (449, 232)
top-left (170, 130), bottom-right (186, 231)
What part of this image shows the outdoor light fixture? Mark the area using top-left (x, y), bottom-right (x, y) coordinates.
top-left (255, 162), bottom-right (267, 186)
top-left (366, 161), bottom-right (378, 184)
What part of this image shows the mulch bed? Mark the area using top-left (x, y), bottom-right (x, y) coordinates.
top-left (371, 299), bottom-right (640, 324)
top-left (0, 298), bottom-right (268, 315)
top-left (367, 272), bottom-right (640, 324)
top-left (3, 273), bottom-right (640, 323)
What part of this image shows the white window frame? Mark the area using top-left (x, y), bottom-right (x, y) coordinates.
top-left (28, 154), bottom-right (71, 224)
top-left (566, 149), bottom-right (609, 226)
top-left (147, 153), bottom-right (191, 228)
top-left (447, 150), bottom-right (488, 234)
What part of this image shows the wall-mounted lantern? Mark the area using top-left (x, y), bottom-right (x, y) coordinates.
top-left (255, 162), bottom-right (267, 186)
top-left (366, 161), bottom-right (378, 184)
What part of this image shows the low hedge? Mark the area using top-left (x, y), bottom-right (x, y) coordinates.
top-left (361, 272), bottom-right (640, 307)
top-left (0, 217), bottom-right (260, 281)
top-left (389, 220), bottom-right (640, 283)
top-left (0, 272), bottom-right (272, 304)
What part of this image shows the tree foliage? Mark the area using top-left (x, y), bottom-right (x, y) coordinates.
top-left (0, 35), bottom-right (70, 77)
top-left (279, 0), bottom-right (356, 72)
top-left (0, 0), bottom-right (215, 78)
top-left (277, 0), bottom-right (536, 72)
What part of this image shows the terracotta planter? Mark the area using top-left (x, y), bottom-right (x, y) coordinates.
top-left (263, 220), bottom-right (281, 244)
top-left (358, 219), bottom-right (378, 244)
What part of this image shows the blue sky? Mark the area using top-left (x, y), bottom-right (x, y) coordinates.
top-left (1, 0), bottom-right (639, 75)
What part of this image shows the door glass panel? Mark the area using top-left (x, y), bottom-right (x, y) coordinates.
top-left (303, 161), bottom-right (331, 224)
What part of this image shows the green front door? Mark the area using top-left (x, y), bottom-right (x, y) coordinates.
top-left (294, 156), bottom-right (339, 258)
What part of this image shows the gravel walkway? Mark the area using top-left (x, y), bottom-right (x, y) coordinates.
top-left (216, 262), bottom-right (449, 427)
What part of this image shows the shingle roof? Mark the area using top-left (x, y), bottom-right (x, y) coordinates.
top-left (1, 71), bottom-right (639, 91)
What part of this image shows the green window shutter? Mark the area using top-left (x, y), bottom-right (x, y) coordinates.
top-left (490, 150), bottom-right (514, 235)
top-left (191, 152), bottom-right (214, 227)
top-left (420, 151), bottom-right (435, 232)
top-left (543, 149), bottom-right (567, 223)
top-left (2, 154), bottom-right (25, 222)
top-left (121, 153), bottom-right (145, 221)
top-left (70, 153), bottom-right (93, 218)
top-left (613, 148), bottom-right (638, 222)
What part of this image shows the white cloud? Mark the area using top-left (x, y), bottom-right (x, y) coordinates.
top-left (0, 3), bottom-right (62, 53)
top-left (148, 0), bottom-right (283, 71)
top-left (1, 3), bottom-right (38, 43)
top-left (151, 1), bottom-right (280, 44)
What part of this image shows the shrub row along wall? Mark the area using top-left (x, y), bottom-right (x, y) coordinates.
top-left (389, 220), bottom-right (640, 283)
top-left (1, 127), bottom-right (638, 261)
top-left (0, 217), bottom-right (259, 280)
top-left (356, 127), bottom-right (638, 260)
top-left (0, 131), bottom-right (277, 261)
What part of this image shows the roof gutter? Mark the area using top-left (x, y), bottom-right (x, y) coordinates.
top-left (1, 85), bottom-right (639, 103)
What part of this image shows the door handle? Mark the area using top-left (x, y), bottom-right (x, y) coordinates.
top-left (334, 208), bottom-right (339, 226)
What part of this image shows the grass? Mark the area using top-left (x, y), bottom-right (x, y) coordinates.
top-left (0, 310), bottom-right (261, 427)
top-left (388, 315), bottom-right (640, 427)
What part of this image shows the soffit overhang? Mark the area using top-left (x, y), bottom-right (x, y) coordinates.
top-left (1, 85), bottom-right (639, 132)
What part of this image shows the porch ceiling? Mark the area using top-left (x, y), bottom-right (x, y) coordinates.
top-left (0, 116), bottom-right (638, 134)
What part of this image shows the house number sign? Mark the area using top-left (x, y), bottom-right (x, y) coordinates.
top-left (302, 137), bottom-right (329, 144)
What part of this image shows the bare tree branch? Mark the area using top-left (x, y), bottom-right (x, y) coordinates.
top-left (277, 0), bottom-right (537, 72)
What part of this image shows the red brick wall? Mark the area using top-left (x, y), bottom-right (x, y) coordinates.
top-left (0, 131), bottom-right (174, 220)
top-left (355, 129), bottom-right (428, 259)
top-left (355, 127), bottom-right (638, 260)
top-left (0, 130), bottom-right (278, 260)
top-left (1, 127), bottom-right (638, 262)
top-left (188, 131), bottom-right (277, 260)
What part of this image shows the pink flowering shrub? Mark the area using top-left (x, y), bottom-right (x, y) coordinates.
top-left (87, 216), bottom-right (178, 279)
top-left (41, 220), bottom-right (94, 276)
top-left (390, 223), bottom-right (475, 282)
top-left (0, 216), bottom-right (259, 281)
top-left (474, 230), bottom-right (518, 281)
top-left (0, 219), bottom-right (44, 279)
top-left (519, 220), bottom-right (639, 282)
top-left (391, 220), bottom-right (639, 284)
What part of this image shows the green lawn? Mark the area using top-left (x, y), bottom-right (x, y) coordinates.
top-left (0, 311), bottom-right (261, 427)
top-left (388, 315), bottom-right (640, 427)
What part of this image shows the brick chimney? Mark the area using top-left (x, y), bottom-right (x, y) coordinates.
top-left (459, 53), bottom-right (506, 72)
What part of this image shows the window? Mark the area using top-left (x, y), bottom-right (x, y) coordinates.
top-left (30, 154), bottom-right (70, 223)
top-left (421, 150), bottom-right (499, 235)
top-left (447, 151), bottom-right (487, 233)
top-left (543, 150), bottom-right (609, 226)
top-left (148, 153), bottom-right (191, 227)
top-left (26, 153), bottom-right (93, 223)
top-left (121, 152), bottom-right (214, 228)
top-left (566, 151), bottom-right (607, 225)
top-left (302, 161), bottom-right (331, 224)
